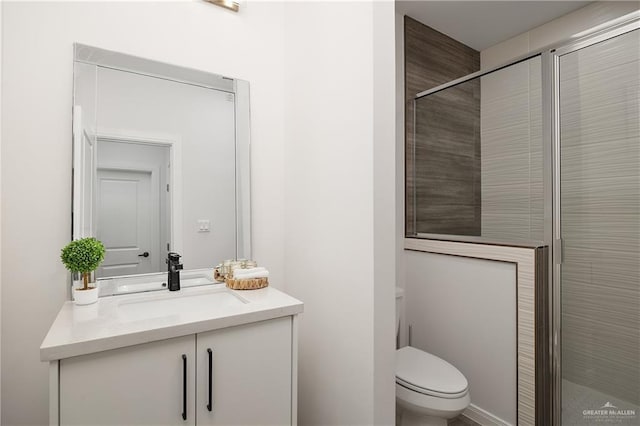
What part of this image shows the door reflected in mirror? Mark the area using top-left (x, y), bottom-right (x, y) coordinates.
top-left (96, 140), bottom-right (170, 277)
top-left (72, 44), bottom-right (251, 279)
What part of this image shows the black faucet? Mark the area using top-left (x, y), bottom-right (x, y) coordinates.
top-left (167, 252), bottom-right (183, 291)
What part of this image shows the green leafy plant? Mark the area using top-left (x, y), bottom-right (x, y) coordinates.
top-left (61, 238), bottom-right (106, 290)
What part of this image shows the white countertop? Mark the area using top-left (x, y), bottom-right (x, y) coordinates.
top-left (40, 284), bottom-right (303, 362)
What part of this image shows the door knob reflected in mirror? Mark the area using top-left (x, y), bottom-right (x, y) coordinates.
top-left (138, 252), bottom-right (150, 258)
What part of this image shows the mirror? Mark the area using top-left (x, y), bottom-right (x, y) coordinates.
top-left (72, 44), bottom-right (251, 279)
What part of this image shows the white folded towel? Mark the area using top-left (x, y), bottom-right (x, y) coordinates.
top-left (235, 267), bottom-right (267, 274)
top-left (233, 267), bottom-right (269, 279)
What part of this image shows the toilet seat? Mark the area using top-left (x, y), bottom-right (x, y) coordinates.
top-left (396, 346), bottom-right (468, 399)
top-left (396, 377), bottom-right (468, 399)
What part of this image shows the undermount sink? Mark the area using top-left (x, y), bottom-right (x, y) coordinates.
top-left (114, 273), bottom-right (216, 295)
top-left (117, 287), bottom-right (248, 322)
top-left (181, 277), bottom-right (215, 286)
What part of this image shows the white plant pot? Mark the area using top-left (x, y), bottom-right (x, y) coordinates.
top-left (73, 286), bottom-right (99, 306)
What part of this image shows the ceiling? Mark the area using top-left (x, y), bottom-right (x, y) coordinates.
top-left (396, 1), bottom-right (592, 51)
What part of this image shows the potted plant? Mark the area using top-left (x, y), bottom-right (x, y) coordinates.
top-left (61, 237), bottom-right (106, 305)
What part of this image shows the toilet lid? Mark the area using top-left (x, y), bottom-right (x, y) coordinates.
top-left (396, 346), bottom-right (468, 397)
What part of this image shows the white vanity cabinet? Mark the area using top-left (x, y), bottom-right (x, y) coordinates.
top-left (196, 316), bottom-right (293, 425)
top-left (59, 334), bottom-right (196, 425)
top-left (53, 317), bottom-right (296, 426)
top-left (42, 285), bottom-right (303, 426)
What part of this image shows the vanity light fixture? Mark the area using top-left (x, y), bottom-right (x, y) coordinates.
top-left (205, 0), bottom-right (240, 12)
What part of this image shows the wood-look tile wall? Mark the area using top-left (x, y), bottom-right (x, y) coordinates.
top-left (404, 16), bottom-right (480, 236)
top-left (559, 29), bottom-right (640, 405)
top-left (480, 57), bottom-right (544, 242)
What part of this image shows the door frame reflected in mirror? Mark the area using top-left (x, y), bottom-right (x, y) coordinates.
top-left (93, 132), bottom-right (180, 278)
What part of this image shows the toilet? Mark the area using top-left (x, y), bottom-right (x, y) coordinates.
top-left (395, 288), bottom-right (470, 426)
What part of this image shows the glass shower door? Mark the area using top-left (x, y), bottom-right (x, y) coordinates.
top-left (558, 27), bottom-right (640, 425)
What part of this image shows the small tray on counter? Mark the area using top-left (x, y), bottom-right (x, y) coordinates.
top-left (226, 277), bottom-right (269, 290)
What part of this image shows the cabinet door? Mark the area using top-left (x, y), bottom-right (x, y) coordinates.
top-left (60, 335), bottom-right (195, 426)
top-left (196, 316), bottom-right (292, 425)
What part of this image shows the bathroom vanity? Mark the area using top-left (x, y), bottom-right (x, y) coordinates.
top-left (40, 42), bottom-right (303, 425)
top-left (41, 284), bottom-right (303, 425)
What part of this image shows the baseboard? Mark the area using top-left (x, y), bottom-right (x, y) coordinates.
top-left (462, 404), bottom-right (513, 426)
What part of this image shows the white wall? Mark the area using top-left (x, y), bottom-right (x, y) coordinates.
top-left (0, 0), bottom-right (3, 419)
top-left (283, 3), bottom-right (375, 424)
top-left (2, 1), bottom-right (398, 425)
top-left (481, 1), bottom-right (640, 68)
top-left (405, 251), bottom-right (517, 424)
top-left (283, 1), bottom-right (395, 424)
top-left (395, 8), bottom-right (407, 348)
top-left (1, 2), bottom-right (286, 424)
top-left (372, 2), bottom-right (397, 424)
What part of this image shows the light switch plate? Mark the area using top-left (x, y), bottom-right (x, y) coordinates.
top-left (197, 220), bottom-right (210, 232)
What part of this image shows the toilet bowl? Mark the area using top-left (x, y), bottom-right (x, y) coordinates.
top-left (396, 288), bottom-right (470, 426)
top-left (396, 346), bottom-right (470, 426)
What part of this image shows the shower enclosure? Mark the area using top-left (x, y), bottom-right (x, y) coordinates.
top-left (554, 19), bottom-right (639, 426)
top-left (407, 13), bottom-right (639, 425)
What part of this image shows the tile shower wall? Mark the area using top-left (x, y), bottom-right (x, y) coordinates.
top-left (404, 16), bottom-right (480, 236)
top-left (479, 57), bottom-right (544, 242)
top-left (559, 29), bottom-right (640, 405)
top-left (478, 1), bottom-right (640, 416)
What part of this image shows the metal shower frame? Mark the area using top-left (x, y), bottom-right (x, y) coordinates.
top-left (409, 11), bottom-right (640, 425)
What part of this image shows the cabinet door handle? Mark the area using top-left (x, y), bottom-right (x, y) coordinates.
top-left (182, 354), bottom-right (187, 421)
top-left (207, 348), bottom-right (213, 412)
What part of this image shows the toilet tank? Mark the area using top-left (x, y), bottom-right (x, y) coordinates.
top-left (396, 287), bottom-right (404, 338)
